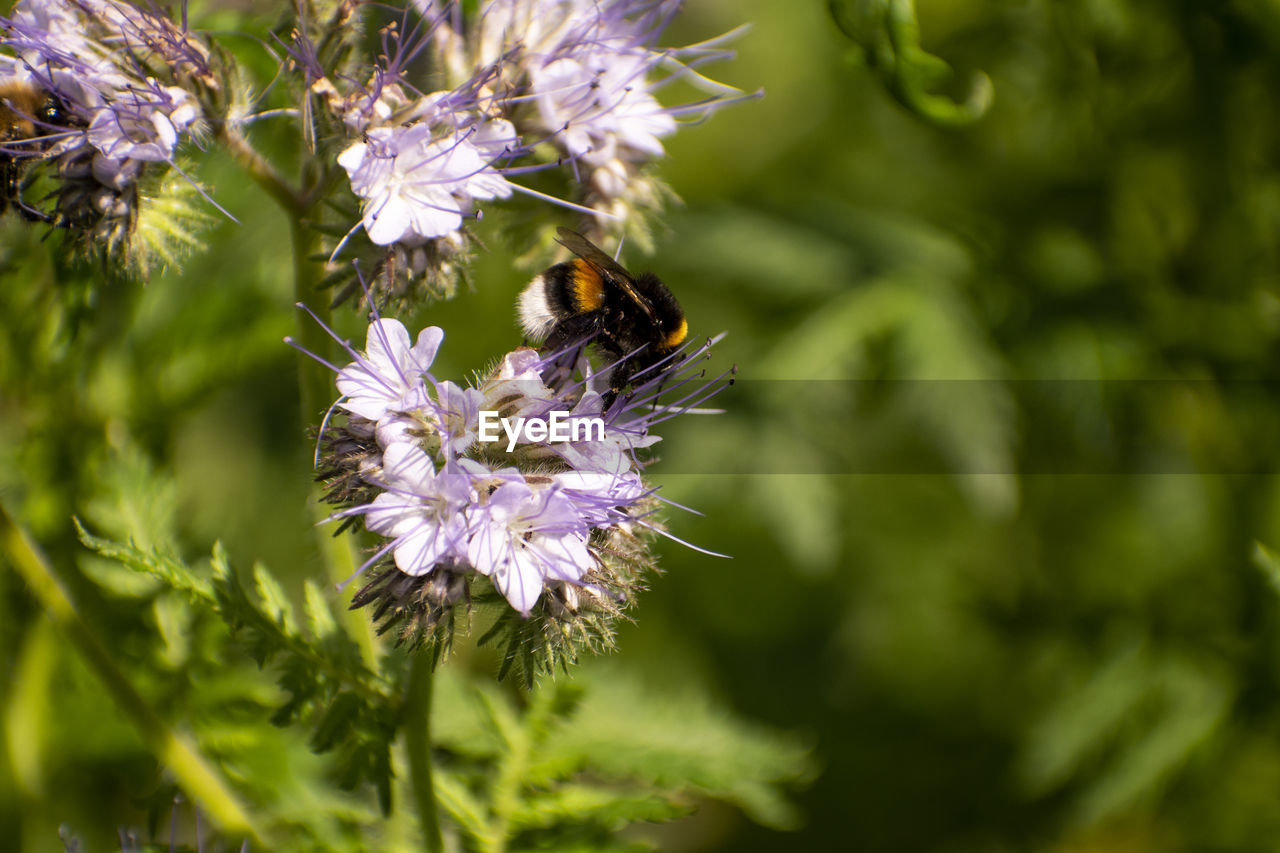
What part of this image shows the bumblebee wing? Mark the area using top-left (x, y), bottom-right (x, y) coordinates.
top-left (554, 227), bottom-right (657, 322)
top-left (555, 228), bottom-right (632, 279)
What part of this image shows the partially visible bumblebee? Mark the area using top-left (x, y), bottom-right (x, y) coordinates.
top-left (0, 78), bottom-right (70, 221)
top-left (518, 227), bottom-right (688, 397)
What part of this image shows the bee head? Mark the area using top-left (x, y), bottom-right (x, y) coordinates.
top-left (632, 272), bottom-right (687, 352)
top-left (37, 94), bottom-right (67, 127)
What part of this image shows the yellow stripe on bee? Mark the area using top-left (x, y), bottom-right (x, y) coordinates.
top-left (664, 317), bottom-right (688, 350)
top-left (571, 260), bottom-right (605, 311)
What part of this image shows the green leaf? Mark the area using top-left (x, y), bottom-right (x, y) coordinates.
top-left (534, 669), bottom-right (816, 830)
top-left (431, 667), bottom-right (814, 840)
top-left (1254, 542), bottom-right (1280, 597)
top-left (433, 768), bottom-right (493, 848)
top-left (75, 518), bottom-right (213, 599)
top-left (508, 785), bottom-right (690, 832)
top-left (78, 554), bottom-right (165, 598)
top-left (152, 593), bottom-right (193, 668)
top-left (82, 438), bottom-right (179, 551)
top-left (304, 579), bottom-right (340, 639)
top-left (1018, 638), bottom-right (1231, 825)
top-left (253, 561), bottom-right (296, 634)
top-left (78, 526), bottom-right (398, 808)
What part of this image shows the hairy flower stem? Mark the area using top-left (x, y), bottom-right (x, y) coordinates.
top-left (0, 502), bottom-right (265, 845)
top-left (225, 124), bottom-right (381, 668)
top-left (220, 125), bottom-right (305, 212)
top-left (405, 654), bottom-right (444, 852)
top-left (290, 214), bottom-right (381, 670)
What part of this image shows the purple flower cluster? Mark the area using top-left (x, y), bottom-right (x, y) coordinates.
top-left (441, 0), bottom-right (749, 217)
top-left (0, 0), bottom-right (210, 190)
top-left (0, 0), bottom-right (217, 268)
top-left (324, 316), bottom-right (643, 614)
top-left (293, 309), bottom-right (729, 654)
top-left (307, 0), bottom-right (751, 265)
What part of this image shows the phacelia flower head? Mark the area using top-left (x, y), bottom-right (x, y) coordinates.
top-left (310, 1), bottom-right (755, 308)
top-left (292, 304), bottom-right (731, 681)
top-left (0, 0), bottom-right (218, 272)
top-left (417, 0), bottom-right (758, 235)
top-left (298, 5), bottom-right (526, 306)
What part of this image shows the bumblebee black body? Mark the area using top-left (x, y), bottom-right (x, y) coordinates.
top-left (519, 228), bottom-right (688, 398)
top-left (0, 80), bottom-right (70, 222)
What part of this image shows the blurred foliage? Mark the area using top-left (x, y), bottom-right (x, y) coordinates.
top-left (4, 438), bottom-right (809, 851)
top-left (430, 666), bottom-right (812, 851)
top-left (4, 0), bottom-right (1280, 851)
top-left (650, 0), bottom-right (1280, 849)
top-left (829, 0), bottom-right (994, 127)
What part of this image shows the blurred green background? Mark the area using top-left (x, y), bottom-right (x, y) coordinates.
top-left (5, 0), bottom-right (1280, 849)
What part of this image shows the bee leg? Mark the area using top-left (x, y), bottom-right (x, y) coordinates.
top-left (611, 352), bottom-right (651, 402)
top-left (9, 163), bottom-right (53, 223)
top-left (0, 160), bottom-right (12, 215)
top-left (541, 313), bottom-right (602, 354)
top-left (628, 349), bottom-right (684, 405)
top-left (539, 314), bottom-right (602, 389)
top-left (14, 197), bottom-right (53, 223)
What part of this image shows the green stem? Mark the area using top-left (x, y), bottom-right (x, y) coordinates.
top-left (405, 654), bottom-right (444, 852)
top-left (0, 503), bottom-right (266, 846)
top-left (223, 124), bottom-right (380, 670)
top-left (289, 216), bottom-right (381, 671)
top-left (290, 215), bottom-right (337, 429)
top-left (220, 124), bottom-right (304, 213)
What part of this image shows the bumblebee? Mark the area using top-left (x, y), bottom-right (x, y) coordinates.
top-left (0, 79), bottom-right (70, 221)
top-left (518, 228), bottom-right (688, 396)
